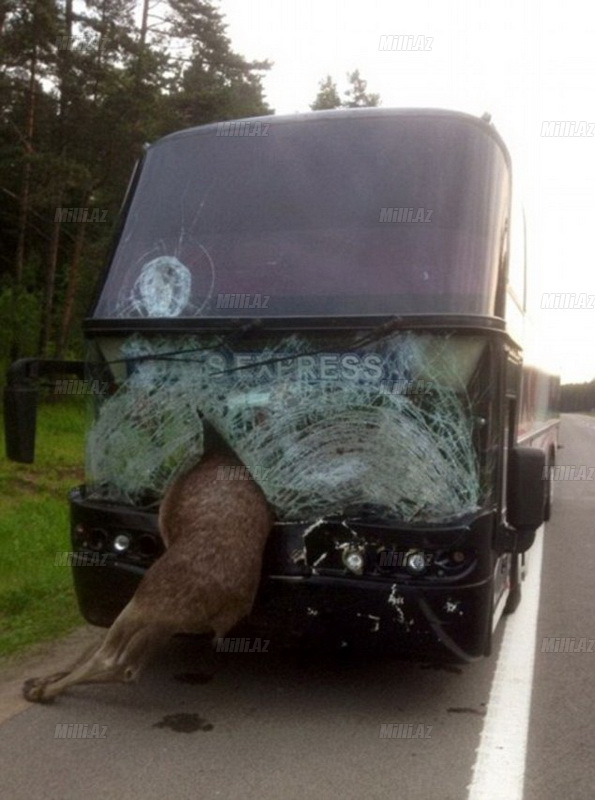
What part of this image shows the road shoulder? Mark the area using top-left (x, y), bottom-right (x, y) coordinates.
top-left (0, 625), bottom-right (104, 724)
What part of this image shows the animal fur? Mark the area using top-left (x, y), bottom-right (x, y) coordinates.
top-left (23, 452), bottom-right (273, 703)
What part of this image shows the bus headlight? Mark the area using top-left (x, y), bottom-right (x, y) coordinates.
top-left (406, 551), bottom-right (427, 575)
top-left (342, 548), bottom-right (365, 575)
top-left (113, 533), bottom-right (131, 553)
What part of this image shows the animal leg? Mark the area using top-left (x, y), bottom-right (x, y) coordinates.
top-left (22, 599), bottom-right (170, 703)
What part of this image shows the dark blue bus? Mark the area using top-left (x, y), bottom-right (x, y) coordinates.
top-left (4, 108), bottom-right (559, 661)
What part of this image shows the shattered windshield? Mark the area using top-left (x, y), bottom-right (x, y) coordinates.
top-left (84, 330), bottom-right (493, 524)
top-left (93, 113), bottom-right (510, 319)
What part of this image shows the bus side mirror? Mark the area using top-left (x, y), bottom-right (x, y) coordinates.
top-left (3, 358), bottom-right (86, 463)
top-left (3, 381), bottom-right (39, 463)
top-left (507, 446), bottom-right (546, 534)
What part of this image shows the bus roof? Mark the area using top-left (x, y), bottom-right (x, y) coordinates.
top-left (152, 107), bottom-right (511, 168)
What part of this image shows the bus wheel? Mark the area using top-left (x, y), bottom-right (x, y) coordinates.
top-left (503, 555), bottom-right (521, 614)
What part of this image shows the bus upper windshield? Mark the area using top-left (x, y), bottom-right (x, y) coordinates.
top-left (93, 112), bottom-right (510, 319)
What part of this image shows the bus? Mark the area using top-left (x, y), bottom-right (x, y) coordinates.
top-left (4, 108), bottom-right (559, 661)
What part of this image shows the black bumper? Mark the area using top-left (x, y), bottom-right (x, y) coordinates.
top-left (68, 488), bottom-right (496, 662)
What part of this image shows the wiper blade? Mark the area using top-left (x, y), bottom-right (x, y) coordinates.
top-left (103, 319), bottom-right (264, 366)
top-left (211, 316), bottom-right (405, 377)
top-left (100, 315), bottom-right (404, 375)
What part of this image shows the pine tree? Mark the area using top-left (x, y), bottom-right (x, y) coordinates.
top-left (0, 0), bottom-right (273, 366)
top-left (310, 75), bottom-right (341, 110)
top-left (310, 70), bottom-right (380, 111)
top-left (343, 69), bottom-right (380, 108)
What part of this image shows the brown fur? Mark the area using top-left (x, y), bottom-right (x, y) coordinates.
top-left (23, 452), bottom-right (273, 703)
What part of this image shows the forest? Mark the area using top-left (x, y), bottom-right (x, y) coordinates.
top-left (0, 0), bottom-right (275, 370)
top-left (3, 1), bottom-right (585, 405)
top-left (560, 380), bottom-right (595, 413)
top-left (0, 0), bottom-right (379, 376)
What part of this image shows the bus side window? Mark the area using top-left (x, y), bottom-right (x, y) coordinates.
top-left (507, 193), bottom-right (526, 311)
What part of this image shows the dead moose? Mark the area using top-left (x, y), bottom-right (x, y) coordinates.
top-left (23, 452), bottom-right (273, 703)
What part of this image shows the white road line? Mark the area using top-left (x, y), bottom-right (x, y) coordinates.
top-left (467, 527), bottom-right (544, 800)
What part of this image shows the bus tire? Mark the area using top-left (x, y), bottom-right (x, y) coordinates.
top-left (503, 555), bottom-right (522, 614)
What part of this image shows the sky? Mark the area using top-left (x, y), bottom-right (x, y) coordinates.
top-left (213, 0), bottom-right (595, 384)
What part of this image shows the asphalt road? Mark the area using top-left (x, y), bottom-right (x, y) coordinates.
top-left (524, 413), bottom-right (595, 800)
top-left (0, 414), bottom-right (593, 800)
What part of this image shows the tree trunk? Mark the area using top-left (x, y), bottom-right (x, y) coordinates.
top-left (39, 199), bottom-right (62, 355)
top-left (11, 45), bottom-right (38, 360)
top-left (56, 199), bottom-right (88, 358)
top-left (14, 54), bottom-right (37, 286)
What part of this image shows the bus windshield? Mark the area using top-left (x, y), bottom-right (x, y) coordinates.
top-left (93, 111), bottom-right (510, 319)
top-left (86, 329), bottom-right (494, 523)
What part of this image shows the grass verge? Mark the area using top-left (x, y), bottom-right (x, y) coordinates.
top-left (0, 398), bottom-right (87, 660)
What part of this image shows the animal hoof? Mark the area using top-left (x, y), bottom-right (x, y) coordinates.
top-left (22, 678), bottom-right (55, 704)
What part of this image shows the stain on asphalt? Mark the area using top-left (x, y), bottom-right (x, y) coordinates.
top-left (153, 713), bottom-right (214, 732)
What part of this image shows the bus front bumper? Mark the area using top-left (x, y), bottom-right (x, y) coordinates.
top-left (69, 488), bottom-right (496, 662)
